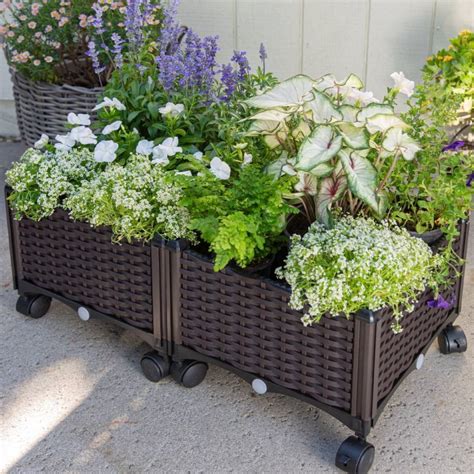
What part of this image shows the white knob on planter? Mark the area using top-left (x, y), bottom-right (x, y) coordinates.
top-left (416, 353), bottom-right (424, 370)
top-left (78, 307), bottom-right (90, 321)
top-left (252, 378), bottom-right (267, 395)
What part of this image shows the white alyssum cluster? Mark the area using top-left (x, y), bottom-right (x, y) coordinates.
top-left (65, 154), bottom-right (194, 242)
top-left (276, 217), bottom-right (440, 332)
top-left (6, 148), bottom-right (98, 220)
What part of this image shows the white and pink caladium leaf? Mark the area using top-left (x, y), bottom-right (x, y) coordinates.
top-left (295, 125), bottom-right (342, 172)
top-left (357, 103), bottom-right (394, 122)
top-left (337, 122), bottom-right (369, 150)
top-left (245, 74), bottom-right (315, 108)
top-left (365, 114), bottom-right (409, 134)
top-left (304, 91), bottom-right (342, 124)
top-left (339, 149), bottom-right (382, 214)
top-left (316, 173), bottom-right (348, 226)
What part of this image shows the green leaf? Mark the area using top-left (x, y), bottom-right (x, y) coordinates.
top-left (147, 102), bottom-right (161, 119)
top-left (295, 125), bottom-right (342, 172)
top-left (304, 91), bottom-right (343, 123)
top-left (245, 74), bottom-right (315, 108)
top-left (309, 162), bottom-right (334, 177)
top-left (316, 174), bottom-right (347, 226)
top-left (337, 122), bottom-right (369, 149)
top-left (339, 149), bottom-right (379, 211)
top-left (127, 111), bottom-right (141, 123)
top-left (265, 154), bottom-right (290, 179)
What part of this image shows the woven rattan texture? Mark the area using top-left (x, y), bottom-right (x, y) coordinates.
top-left (17, 211), bottom-right (153, 331)
top-left (10, 70), bottom-right (103, 147)
top-left (179, 251), bottom-right (355, 411)
top-left (376, 232), bottom-right (465, 404)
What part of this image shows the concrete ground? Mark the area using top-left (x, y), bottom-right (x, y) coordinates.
top-left (0, 141), bottom-right (473, 473)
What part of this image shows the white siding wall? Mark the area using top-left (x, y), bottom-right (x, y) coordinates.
top-left (0, 0), bottom-right (472, 136)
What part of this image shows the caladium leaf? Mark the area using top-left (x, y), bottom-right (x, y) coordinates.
top-left (245, 75), bottom-right (314, 108)
top-left (250, 109), bottom-right (291, 122)
top-left (295, 125), bottom-right (342, 172)
top-left (265, 153), bottom-right (290, 179)
top-left (248, 119), bottom-right (281, 135)
top-left (292, 120), bottom-right (312, 140)
top-left (316, 174), bottom-right (347, 226)
top-left (304, 91), bottom-right (342, 123)
top-left (339, 105), bottom-right (360, 123)
top-left (295, 172), bottom-right (318, 195)
top-left (314, 74), bottom-right (337, 92)
top-left (357, 103), bottom-right (394, 122)
top-left (337, 122), bottom-right (369, 149)
top-left (366, 114), bottom-right (409, 134)
top-left (339, 149), bottom-right (379, 211)
top-left (342, 73), bottom-right (364, 89)
top-left (309, 162), bottom-right (334, 177)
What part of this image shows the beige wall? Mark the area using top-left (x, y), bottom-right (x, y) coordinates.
top-left (0, 0), bottom-right (472, 136)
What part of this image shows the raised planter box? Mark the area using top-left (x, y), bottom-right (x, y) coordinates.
top-left (6, 192), bottom-right (469, 473)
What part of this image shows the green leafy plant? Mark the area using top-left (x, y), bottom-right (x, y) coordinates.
top-left (180, 164), bottom-right (296, 271)
top-left (244, 73), bottom-right (420, 227)
top-left (6, 148), bottom-right (99, 220)
top-left (276, 217), bottom-right (441, 333)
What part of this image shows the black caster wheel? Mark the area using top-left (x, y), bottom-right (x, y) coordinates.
top-left (16, 294), bottom-right (51, 319)
top-left (335, 436), bottom-right (375, 474)
top-left (140, 352), bottom-right (170, 382)
top-left (438, 325), bottom-right (467, 354)
top-left (171, 360), bottom-right (208, 388)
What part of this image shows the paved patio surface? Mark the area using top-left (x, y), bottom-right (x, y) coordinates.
top-left (1, 141), bottom-right (473, 473)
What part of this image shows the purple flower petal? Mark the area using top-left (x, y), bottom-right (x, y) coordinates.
top-left (442, 140), bottom-right (465, 152)
top-left (427, 295), bottom-right (454, 310)
top-left (467, 172), bottom-right (474, 187)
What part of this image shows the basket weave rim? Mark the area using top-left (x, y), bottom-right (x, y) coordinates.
top-left (9, 68), bottom-right (104, 94)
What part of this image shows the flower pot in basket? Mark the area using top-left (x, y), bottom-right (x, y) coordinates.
top-left (9, 69), bottom-right (103, 147)
top-left (159, 222), bottom-right (469, 473)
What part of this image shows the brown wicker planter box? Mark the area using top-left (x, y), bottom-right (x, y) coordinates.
top-left (10, 69), bottom-right (103, 147)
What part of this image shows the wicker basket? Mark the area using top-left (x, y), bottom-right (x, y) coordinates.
top-left (10, 69), bottom-right (103, 146)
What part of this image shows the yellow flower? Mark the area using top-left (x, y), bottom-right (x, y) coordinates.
top-left (443, 55), bottom-right (453, 62)
top-left (459, 29), bottom-right (471, 36)
top-left (426, 55), bottom-right (433, 62)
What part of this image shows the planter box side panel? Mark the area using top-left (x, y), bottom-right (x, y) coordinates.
top-left (16, 210), bottom-right (154, 332)
top-left (376, 225), bottom-right (468, 406)
top-left (179, 250), bottom-right (355, 412)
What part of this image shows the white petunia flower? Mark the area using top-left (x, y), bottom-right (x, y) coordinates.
top-left (210, 157), bottom-right (231, 180)
top-left (390, 72), bottom-right (414, 97)
top-left (136, 139), bottom-right (154, 156)
top-left (243, 153), bottom-right (253, 165)
top-left (151, 147), bottom-right (170, 165)
top-left (382, 128), bottom-right (421, 161)
top-left (153, 137), bottom-right (182, 158)
top-left (94, 140), bottom-right (118, 162)
top-left (55, 133), bottom-right (76, 152)
top-left (346, 89), bottom-right (379, 106)
top-left (70, 126), bottom-right (97, 145)
top-left (193, 151), bottom-right (203, 161)
top-left (159, 102), bottom-right (185, 117)
top-left (34, 134), bottom-right (49, 149)
top-left (102, 120), bottom-right (122, 135)
top-left (67, 112), bottom-right (91, 126)
top-left (93, 97), bottom-right (126, 111)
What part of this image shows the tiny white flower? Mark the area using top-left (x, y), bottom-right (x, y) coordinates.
top-left (93, 97), bottom-right (126, 111)
top-left (54, 133), bottom-right (76, 152)
top-left (243, 152), bottom-right (253, 165)
top-left (159, 102), bottom-right (185, 117)
top-left (102, 120), bottom-right (122, 135)
top-left (67, 112), bottom-right (91, 126)
top-left (175, 170), bottom-right (192, 176)
top-left (34, 133), bottom-right (49, 149)
top-left (390, 72), bottom-right (414, 97)
top-left (70, 126), bottom-right (97, 145)
top-left (151, 147), bottom-right (170, 165)
top-left (382, 128), bottom-right (421, 161)
top-left (136, 139), bottom-right (154, 156)
top-left (193, 151), bottom-right (203, 161)
top-left (210, 157), bottom-right (231, 180)
top-left (94, 140), bottom-right (119, 162)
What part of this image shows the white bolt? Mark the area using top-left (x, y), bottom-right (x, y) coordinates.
top-left (416, 353), bottom-right (425, 370)
top-left (252, 378), bottom-right (267, 395)
top-left (78, 306), bottom-right (90, 321)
